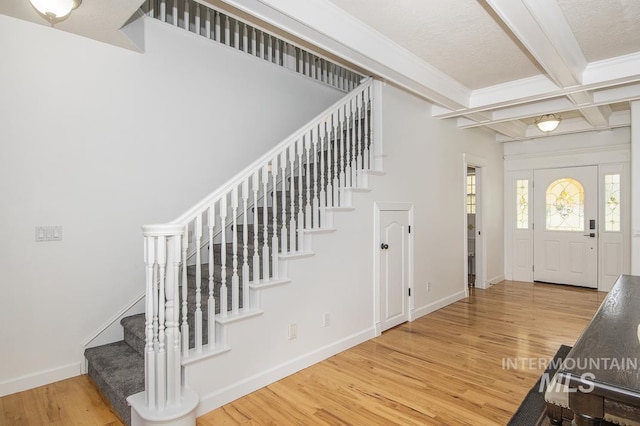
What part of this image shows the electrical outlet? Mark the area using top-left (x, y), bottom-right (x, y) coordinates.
top-left (288, 323), bottom-right (297, 340)
top-left (427, 282), bottom-right (431, 292)
top-left (322, 312), bottom-right (330, 327)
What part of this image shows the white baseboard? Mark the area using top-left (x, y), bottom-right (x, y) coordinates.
top-left (476, 274), bottom-right (506, 289)
top-left (487, 274), bottom-right (505, 285)
top-left (0, 362), bottom-right (81, 397)
top-left (411, 290), bottom-right (466, 321)
top-left (195, 327), bottom-right (376, 416)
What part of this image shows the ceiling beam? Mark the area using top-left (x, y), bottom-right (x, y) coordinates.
top-left (485, 120), bottom-right (528, 139)
top-left (491, 97), bottom-right (575, 122)
top-left (485, 0), bottom-right (587, 88)
top-left (567, 91), bottom-right (592, 106)
top-left (579, 106), bottom-right (611, 128)
top-left (456, 97), bottom-right (569, 128)
top-left (463, 111), bottom-right (493, 122)
top-left (434, 72), bottom-right (640, 121)
top-left (220, 0), bottom-right (470, 110)
top-left (584, 52), bottom-right (640, 85)
top-left (468, 75), bottom-right (560, 110)
top-left (455, 82), bottom-right (640, 129)
top-left (495, 110), bottom-right (631, 142)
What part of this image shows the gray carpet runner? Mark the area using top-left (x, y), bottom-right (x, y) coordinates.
top-left (85, 341), bottom-right (143, 425)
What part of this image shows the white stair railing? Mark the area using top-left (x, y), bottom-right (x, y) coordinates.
top-left (133, 78), bottom-right (375, 423)
top-left (142, 0), bottom-right (363, 92)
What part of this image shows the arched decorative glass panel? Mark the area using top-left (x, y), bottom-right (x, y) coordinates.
top-left (604, 174), bottom-right (621, 232)
top-left (516, 179), bottom-right (529, 229)
top-left (546, 178), bottom-right (584, 231)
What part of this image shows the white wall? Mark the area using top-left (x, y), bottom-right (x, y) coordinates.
top-left (375, 83), bottom-right (504, 312)
top-left (0, 14), bottom-right (344, 395)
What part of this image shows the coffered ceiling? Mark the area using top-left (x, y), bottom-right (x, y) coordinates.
top-left (3, 0), bottom-right (639, 142)
top-left (325, 0), bottom-right (640, 141)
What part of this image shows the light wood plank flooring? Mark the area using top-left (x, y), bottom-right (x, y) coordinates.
top-left (0, 374), bottom-right (121, 426)
top-left (1, 281), bottom-right (606, 426)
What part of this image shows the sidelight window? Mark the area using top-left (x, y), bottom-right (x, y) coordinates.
top-left (604, 174), bottom-right (621, 232)
top-left (516, 179), bottom-right (529, 229)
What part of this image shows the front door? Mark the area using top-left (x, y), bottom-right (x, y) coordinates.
top-left (379, 210), bottom-right (410, 331)
top-left (533, 166), bottom-right (598, 288)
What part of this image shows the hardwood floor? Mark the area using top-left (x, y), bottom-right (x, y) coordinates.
top-left (0, 374), bottom-right (123, 426)
top-left (200, 281), bottom-right (605, 426)
top-left (0, 281), bottom-right (606, 426)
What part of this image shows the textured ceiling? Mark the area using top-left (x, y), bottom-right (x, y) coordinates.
top-left (558, 0), bottom-right (640, 62)
top-left (327, 0), bottom-right (541, 90)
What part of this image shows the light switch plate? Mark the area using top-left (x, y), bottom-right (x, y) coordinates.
top-left (36, 226), bottom-right (62, 242)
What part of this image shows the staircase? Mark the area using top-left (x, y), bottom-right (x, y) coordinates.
top-left (84, 76), bottom-right (381, 425)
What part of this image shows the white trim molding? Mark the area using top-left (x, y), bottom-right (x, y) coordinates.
top-left (505, 144), bottom-right (631, 172)
top-left (0, 362), bottom-right (81, 397)
top-left (412, 290), bottom-right (467, 320)
top-left (464, 154), bottom-right (488, 291)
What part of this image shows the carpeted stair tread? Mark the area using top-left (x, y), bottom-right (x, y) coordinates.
top-left (85, 341), bottom-right (144, 425)
top-left (121, 311), bottom-right (211, 353)
top-left (121, 314), bottom-right (146, 357)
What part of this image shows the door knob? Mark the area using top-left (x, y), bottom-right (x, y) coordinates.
top-left (380, 243), bottom-right (389, 250)
top-left (583, 233), bottom-right (596, 238)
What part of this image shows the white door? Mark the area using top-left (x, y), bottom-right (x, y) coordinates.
top-left (379, 210), bottom-right (410, 331)
top-left (533, 166), bottom-right (598, 288)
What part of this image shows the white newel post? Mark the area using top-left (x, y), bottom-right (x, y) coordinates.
top-left (128, 225), bottom-right (199, 426)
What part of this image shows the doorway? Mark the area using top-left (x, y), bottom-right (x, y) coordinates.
top-left (375, 204), bottom-right (412, 333)
top-left (464, 156), bottom-right (485, 290)
top-left (533, 166), bottom-right (598, 288)
top-left (466, 167), bottom-right (477, 287)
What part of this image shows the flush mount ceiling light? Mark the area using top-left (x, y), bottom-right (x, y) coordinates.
top-left (29, 0), bottom-right (82, 24)
top-left (535, 114), bottom-right (562, 133)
